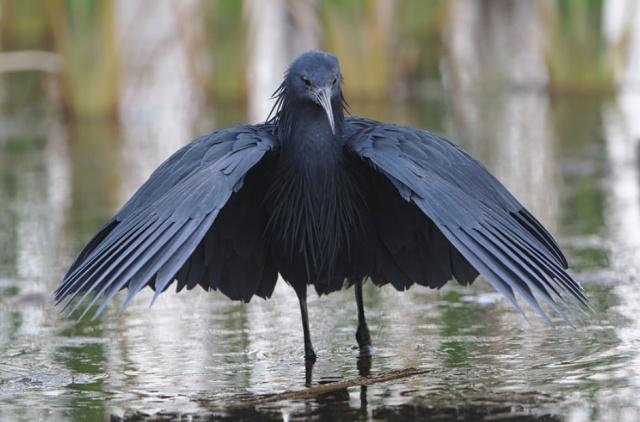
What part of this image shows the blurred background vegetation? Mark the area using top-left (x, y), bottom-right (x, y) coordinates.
top-left (0, 0), bottom-right (636, 120)
top-left (0, 0), bottom-right (638, 254)
top-left (2, 0), bottom-right (638, 248)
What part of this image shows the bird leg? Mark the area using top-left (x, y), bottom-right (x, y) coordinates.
top-left (355, 281), bottom-right (372, 350)
top-left (295, 284), bottom-right (317, 361)
top-left (304, 359), bottom-right (315, 387)
top-left (357, 353), bottom-right (371, 412)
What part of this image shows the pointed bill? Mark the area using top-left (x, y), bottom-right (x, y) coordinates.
top-left (316, 86), bottom-right (335, 135)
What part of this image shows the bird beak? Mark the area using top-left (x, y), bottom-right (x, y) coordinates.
top-left (315, 86), bottom-right (335, 135)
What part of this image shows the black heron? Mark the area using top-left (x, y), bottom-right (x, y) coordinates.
top-left (55, 51), bottom-right (588, 361)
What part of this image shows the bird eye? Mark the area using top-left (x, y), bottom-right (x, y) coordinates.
top-left (332, 78), bottom-right (337, 86)
top-left (302, 77), bottom-right (311, 87)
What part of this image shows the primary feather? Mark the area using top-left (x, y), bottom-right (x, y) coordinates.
top-left (56, 124), bottom-right (279, 317)
top-left (344, 118), bottom-right (587, 320)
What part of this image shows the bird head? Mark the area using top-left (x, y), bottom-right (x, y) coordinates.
top-left (284, 51), bottom-right (343, 134)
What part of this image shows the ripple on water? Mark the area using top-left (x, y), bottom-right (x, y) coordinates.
top-left (3, 93), bottom-right (640, 421)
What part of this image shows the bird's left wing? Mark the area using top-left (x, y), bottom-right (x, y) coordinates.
top-left (345, 117), bottom-right (588, 322)
top-left (55, 124), bottom-right (278, 318)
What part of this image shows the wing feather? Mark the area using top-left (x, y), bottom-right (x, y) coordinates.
top-left (55, 125), bottom-right (277, 317)
top-left (346, 116), bottom-right (587, 321)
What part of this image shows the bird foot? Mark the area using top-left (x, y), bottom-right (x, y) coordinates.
top-left (356, 323), bottom-right (372, 349)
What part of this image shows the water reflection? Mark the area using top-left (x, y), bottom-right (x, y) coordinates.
top-left (2, 89), bottom-right (639, 420)
top-left (444, 0), bottom-right (559, 230)
top-left (115, 0), bottom-right (207, 200)
top-left (602, 4), bottom-right (640, 416)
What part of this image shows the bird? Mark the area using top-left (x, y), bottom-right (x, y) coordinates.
top-left (55, 51), bottom-right (589, 361)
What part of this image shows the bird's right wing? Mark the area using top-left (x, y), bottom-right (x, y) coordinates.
top-left (55, 124), bottom-right (278, 318)
top-left (345, 117), bottom-right (588, 322)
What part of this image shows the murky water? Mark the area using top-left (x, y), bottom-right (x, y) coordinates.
top-left (1, 78), bottom-right (640, 421)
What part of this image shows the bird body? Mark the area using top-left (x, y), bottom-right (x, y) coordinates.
top-left (56, 51), bottom-right (588, 360)
top-left (265, 84), bottom-right (370, 294)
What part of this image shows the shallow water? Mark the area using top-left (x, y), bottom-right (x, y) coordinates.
top-left (1, 85), bottom-right (640, 421)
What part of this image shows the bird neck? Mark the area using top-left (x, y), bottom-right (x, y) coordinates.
top-left (276, 98), bottom-right (345, 157)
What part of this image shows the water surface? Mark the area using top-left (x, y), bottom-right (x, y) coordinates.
top-left (1, 82), bottom-right (640, 421)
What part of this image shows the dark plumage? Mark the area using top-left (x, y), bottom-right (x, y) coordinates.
top-left (55, 51), bottom-right (588, 360)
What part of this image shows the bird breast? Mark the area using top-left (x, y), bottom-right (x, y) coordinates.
top-left (264, 158), bottom-right (366, 283)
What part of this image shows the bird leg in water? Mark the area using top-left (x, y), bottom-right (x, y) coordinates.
top-left (304, 359), bottom-right (315, 386)
top-left (357, 353), bottom-right (372, 412)
top-left (295, 284), bottom-right (317, 361)
top-left (355, 281), bottom-right (372, 349)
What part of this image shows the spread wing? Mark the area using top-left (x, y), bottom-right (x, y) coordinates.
top-left (55, 124), bottom-right (279, 318)
top-left (345, 117), bottom-right (588, 322)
